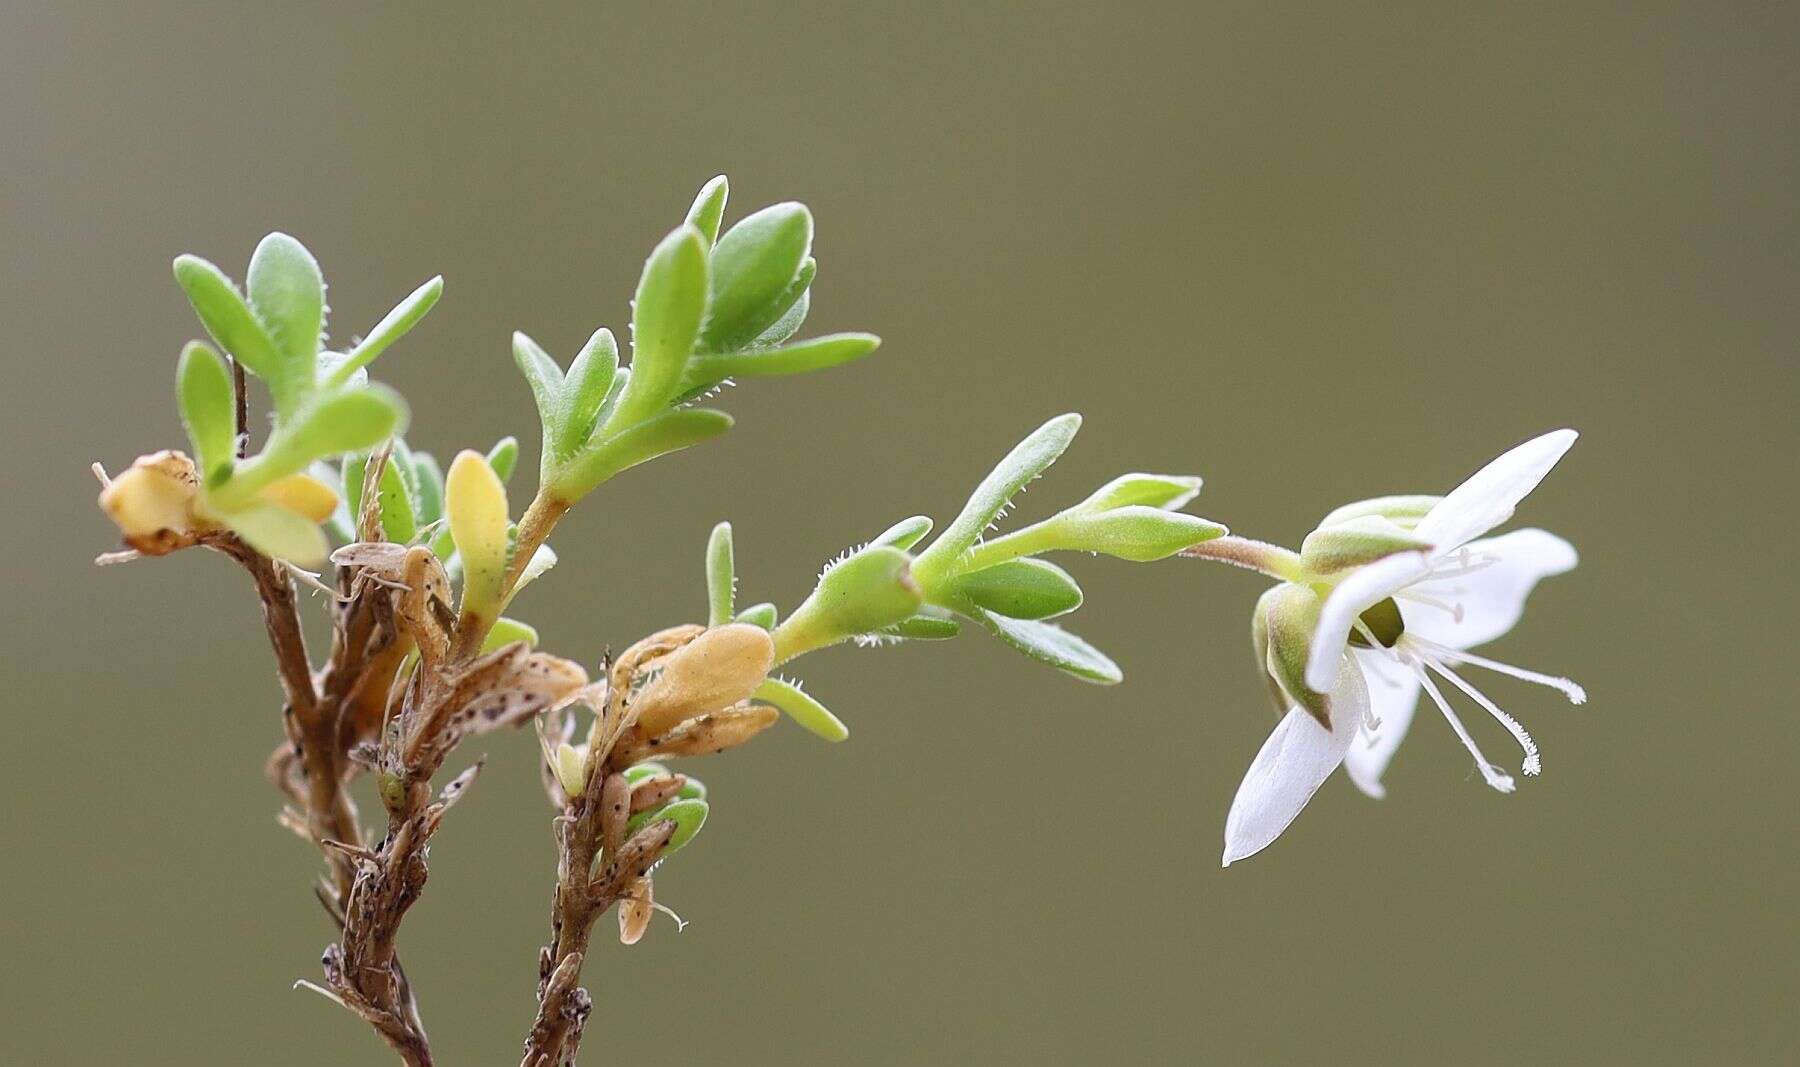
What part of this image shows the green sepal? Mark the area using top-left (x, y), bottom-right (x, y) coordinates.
top-left (772, 546), bottom-right (923, 662)
top-left (244, 233), bottom-right (325, 417)
top-left (176, 340), bottom-right (237, 485)
top-left (970, 608), bottom-right (1121, 684)
top-left (913, 413), bottom-right (1082, 581)
top-left (552, 409), bottom-right (734, 502)
top-left (1260, 583), bottom-right (1328, 726)
top-left (625, 797), bottom-right (708, 857)
top-left (1299, 515), bottom-right (1432, 576)
top-left (1070, 472), bottom-right (1202, 513)
top-left (733, 602), bottom-right (778, 630)
top-left (700, 202), bottom-right (813, 353)
top-left (1316, 495), bottom-right (1443, 532)
top-left (949, 558), bottom-right (1083, 620)
top-left (869, 515), bottom-right (933, 551)
top-left (327, 275), bottom-right (443, 388)
top-left (684, 175), bottom-right (729, 246)
top-left (755, 676), bottom-right (848, 742)
top-left (706, 521), bottom-right (735, 627)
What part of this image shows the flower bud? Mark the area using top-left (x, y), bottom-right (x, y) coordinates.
top-left (553, 742), bottom-right (589, 799)
top-left (98, 451), bottom-right (209, 553)
top-left (1299, 515), bottom-right (1431, 576)
top-left (772, 546), bottom-right (923, 661)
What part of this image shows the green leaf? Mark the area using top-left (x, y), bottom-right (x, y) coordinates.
top-left (171, 254), bottom-right (283, 389)
top-left (411, 451), bottom-right (444, 526)
top-left (446, 450), bottom-right (510, 618)
top-left (971, 609), bottom-right (1121, 684)
top-left (684, 175), bottom-right (729, 245)
top-left (706, 521), bottom-right (735, 627)
top-left (328, 275), bottom-right (443, 388)
top-left (340, 452), bottom-right (369, 525)
top-left (734, 602), bottom-right (778, 630)
top-left (700, 203), bottom-right (813, 353)
top-left (512, 331), bottom-right (566, 469)
top-left (486, 436), bottom-right (519, 483)
top-left (216, 385), bottom-right (407, 508)
top-left (749, 275), bottom-right (811, 349)
top-left (755, 676), bottom-right (848, 742)
top-left (480, 616), bottom-right (540, 654)
top-left (681, 332), bottom-right (879, 393)
top-left (553, 408), bottom-right (733, 502)
top-left (224, 500), bottom-right (329, 566)
top-left (626, 797), bottom-right (709, 856)
top-left (1041, 507), bottom-right (1225, 563)
top-left (877, 611), bottom-right (962, 640)
top-left (244, 233), bottom-right (324, 414)
top-left (623, 761), bottom-right (671, 784)
top-left (176, 340), bottom-right (236, 484)
top-left (913, 413), bottom-right (1082, 581)
top-left (1070, 473), bottom-right (1203, 513)
top-left (555, 329), bottom-right (618, 457)
top-left (869, 515), bottom-right (933, 551)
top-left (612, 226), bottom-right (709, 429)
top-left (374, 450), bottom-right (418, 543)
top-left (950, 558), bottom-right (1083, 620)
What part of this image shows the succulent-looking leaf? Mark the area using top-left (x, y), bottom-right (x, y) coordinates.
top-left (226, 500), bottom-right (329, 566)
top-left (258, 472), bottom-right (338, 523)
top-left (733, 602), bottom-right (778, 630)
top-left (748, 277), bottom-right (811, 350)
top-left (877, 612), bottom-right (962, 640)
top-left (869, 515), bottom-right (934, 551)
top-left (553, 408), bottom-right (734, 503)
top-left (706, 521), bottom-right (735, 627)
top-left (913, 413), bottom-right (1082, 581)
top-left (411, 452), bottom-right (444, 526)
top-left (374, 455), bottom-right (417, 543)
top-left (755, 676), bottom-right (848, 742)
top-left (685, 175), bottom-right (729, 246)
top-left (623, 761), bottom-right (672, 785)
top-left (612, 225), bottom-right (709, 429)
top-left (213, 385), bottom-right (407, 509)
top-left (176, 341), bottom-right (236, 484)
top-left (950, 558), bottom-right (1083, 620)
top-left (245, 233), bottom-right (324, 414)
top-left (512, 331), bottom-right (566, 468)
top-left (773, 546), bottom-right (923, 662)
top-left (625, 797), bottom-right (708, 857)
top-left (556, 329), bottom-right (619, 458)
top-left (681, 332), bottom-right (879, 394)
top-left (486, 436), bottom-right (519, 483)
top-left (701, 202), bottom-right (813, 353)
top-left (329, 275), bottom-right (442, 387)
top-left (446, 450), bottom-right (510, 618)
top-left (972, 608), bottom-right (1121, 684)
top-left (172, 254), bottom-right (284, 389)
top-left (481, 617), bottom-right (540, 654)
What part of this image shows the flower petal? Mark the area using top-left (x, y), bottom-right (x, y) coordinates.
top-left (1305, 550), bottom-right (1432, 693)
top-left (1405, 528), bottom-right (1577, 650)
top-left (1222, 657), bottom-right (1369, 866)
top-left (1341, 649), bottom-right (1422, 799)
top-left (1411, 429), bottom-right (1577, 551)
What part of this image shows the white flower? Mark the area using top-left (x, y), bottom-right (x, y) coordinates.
top-left (1221, 429), bottom-right (1585, 866)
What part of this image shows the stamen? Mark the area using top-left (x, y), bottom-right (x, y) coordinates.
top-left (1428, 659), bottom-right (1542, 776)
top-left (1413, 660), bottom-right (1515, 793)
top-left (1414, 638), bottom-right (1586, 704)
top-left (1394, 589), bottom-right (1465, 622)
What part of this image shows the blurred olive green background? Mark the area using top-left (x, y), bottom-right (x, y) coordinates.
top-left (4, 3), bottom-right (1795, 1064)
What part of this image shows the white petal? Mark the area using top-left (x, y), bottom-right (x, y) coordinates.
top-left (1304, 550), bottom-right (1432, 692)
top-left (1222, 658), bottom-right (1370, 866)
top-left (1412, 430), bottom-right (1578, 551)
top-left (1405, 528), bottom-right (1577, 649)
top-left (1342, 649), bottom-right (1423, 799)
